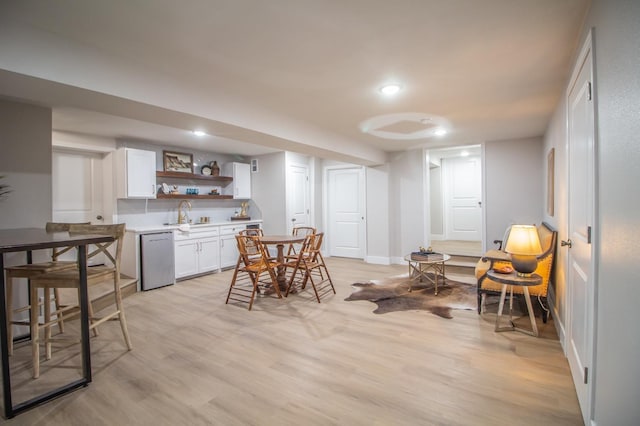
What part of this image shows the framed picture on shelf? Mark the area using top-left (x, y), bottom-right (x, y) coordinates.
top-left (163, 150), bottom-right (193, 173)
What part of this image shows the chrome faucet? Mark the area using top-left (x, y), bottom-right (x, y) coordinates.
top-left (177, 199), bottom-right (192, 224)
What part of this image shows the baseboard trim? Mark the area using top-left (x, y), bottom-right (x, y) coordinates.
top-left (365, 256), bottom-right (391, 265)
top-left (547, 285), bottom-right (566, 352)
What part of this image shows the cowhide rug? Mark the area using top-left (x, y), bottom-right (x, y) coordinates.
top-left (345, 273), bottom-right (477, 318)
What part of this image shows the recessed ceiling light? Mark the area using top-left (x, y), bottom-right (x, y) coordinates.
top-left (192, 130), bottom-right (207, 137)
top-left (379, 84), bottom-right (402, 95)
top-left (434, 128), bottom-right (447, 136)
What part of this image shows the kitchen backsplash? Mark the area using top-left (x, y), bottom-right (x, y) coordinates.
top-left (116, 199), bottom-right (256, 227)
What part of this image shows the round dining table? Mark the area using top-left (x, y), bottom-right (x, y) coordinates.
top-left (259, 234), bottom-right (305, 291)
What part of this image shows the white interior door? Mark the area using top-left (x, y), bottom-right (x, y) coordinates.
top-left (327, 167), bottom-right (365, 258)
top-left (286, 163), bottom-right (310, 233)
top-left (566, 35), bottom-right (595, 424)
top-left (444, 156), bottom-right (481, 241)
top-left (52, 149), bottom-right (104, 225)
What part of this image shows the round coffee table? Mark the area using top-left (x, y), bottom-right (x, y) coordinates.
top-left (404, 253), bottom-right (451, 295)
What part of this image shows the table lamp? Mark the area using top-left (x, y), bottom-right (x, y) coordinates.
top-left (504, 225), bottom-right (543, 277)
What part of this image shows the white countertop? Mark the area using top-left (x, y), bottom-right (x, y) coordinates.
top-left (126, 219), bottom-right (262, 234)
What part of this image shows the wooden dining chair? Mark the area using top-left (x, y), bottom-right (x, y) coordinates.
top-left (3, 222), bottom-right (88, 356)
top-left (285, 226), bottom-right (316, 260)
top-left (285, 232), bottom-right (335, 302)
top-left (226, 234), bottom-right (281, 310)
top-left (29, 223), bottom-right (132, 378)
top-left (238, 228), bottom-right (263, 237)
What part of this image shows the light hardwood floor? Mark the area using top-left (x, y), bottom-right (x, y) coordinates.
top-left (3, 257), bottom-right (583, 425)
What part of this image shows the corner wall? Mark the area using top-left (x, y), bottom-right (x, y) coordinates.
top-left (585, 0), bottom-right (640, 423)
top-left (483, 137), bottom-right (544, 250)
top-left (0, 99), bottom-right (52, 229)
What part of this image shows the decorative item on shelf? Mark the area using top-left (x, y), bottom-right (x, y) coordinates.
top-left (170, 185), bottom-right (180, 194)
top-left (210, 161), bottom-right (220, 177)
top-left (504, 224), bottom-right (543, 277)
top-left (209, 188), bottom-right (219, 195)
top-left (158, 183), bottom-right (170, 194)
top-left (239, 201), bottom-right (249, 217)
top-left (186, 188), bottom-right (200, 195)
top-left (231, 202), bottom-right (251, 221)
top-left (200, 164), bottom-right (212, 176)
top-left (163, 150), bottom-right (193, 173)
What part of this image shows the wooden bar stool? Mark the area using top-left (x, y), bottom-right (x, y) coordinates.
top-left (29, 224), bottom-right (132, 378)
top-left (3, 222), bottom-right (87, 355)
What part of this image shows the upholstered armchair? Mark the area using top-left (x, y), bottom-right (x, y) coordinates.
top-left (475, 222), bottom-right (557, 323)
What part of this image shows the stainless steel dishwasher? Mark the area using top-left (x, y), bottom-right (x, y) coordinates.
top-left (140, 231), bottom-right (175, 291)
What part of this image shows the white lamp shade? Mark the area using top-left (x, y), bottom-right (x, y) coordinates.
top-left (504, 225), bottom-right (543, 256)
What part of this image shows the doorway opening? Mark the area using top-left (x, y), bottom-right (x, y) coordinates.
top-left (427, 145), bottom-right (483, 257)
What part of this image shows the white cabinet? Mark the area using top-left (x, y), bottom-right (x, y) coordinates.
top-left (116, 148), bottom-right (156, 198)
top-left (222, 162), bottom-right (251, 199)
top-left (174, 228), bottom-right (219, 280)
top-left (219, 224), bottom-right (245, 269)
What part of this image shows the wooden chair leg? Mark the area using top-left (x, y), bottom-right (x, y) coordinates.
top-left (88, 299), bottom-right (99, 337)
top-left (114, 277), bottom-right (132, 350)
top-left (53, 288), bottom-right (64, 334)
top-left (226, 258), bottom-right (242, 305)
top-left (6, 273), bottom-right (14, 356)
top-left (30, 286), bottom-right (40, 379)
top-left (248, 272), bottom-right (259, 311)
top-left (44, 287), bottom-right (52, 361)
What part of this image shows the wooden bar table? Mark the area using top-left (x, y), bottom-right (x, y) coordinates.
top-left (259, 235), bottom-right (305, 291)
top-left (0, 228), bottom-right (115, 419)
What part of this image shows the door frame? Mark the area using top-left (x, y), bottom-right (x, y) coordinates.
top-left (564, 28), bottom-right (597, 424)
top-left (322, 164), bottom-right (366, 259)
top-left (285, 162), bottom-right (311, 234)
top-left (425, 146), bottom-right (485, 249)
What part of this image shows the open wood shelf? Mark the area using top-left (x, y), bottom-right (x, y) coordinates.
top-left (156, 193), bottom-right (233, 200)
top-left (156, 171), bottom-right (233, 184)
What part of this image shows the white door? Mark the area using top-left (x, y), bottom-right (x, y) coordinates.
top-left (443, 156), bottom-right (482, 241)
top-left (327, 167), bottom-right (365, 258)
top-left (566, 35), bottom-right (595, 424)
top-left (286, 163), bottom-right (310, 233)
top-left (52, 150), bottom-right (104, 224)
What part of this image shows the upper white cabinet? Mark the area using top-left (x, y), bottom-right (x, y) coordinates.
top-left (222, 162), bottom-right (251, 199)
top-left (116, 148), bottom-right (156, 199)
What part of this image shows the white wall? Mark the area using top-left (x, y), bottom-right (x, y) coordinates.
top-left (429, 165), bottom-right (444, 238)
top-left (0, 99), bottom-right (53, 323)
top-left (0, 99), bottom-right (52, 229)
top-left (388, 150), bottom-right (426, 261)
top-left (251, 152), bottom-right (286, 234)
top-left (583, 0), bottom-right (640, 423)
top-left (365, 164), bottom-right (390, 264)
top-left (483, 137), bottom-right (543, 251)
top-left (542, 96), bottom-right (569, 341)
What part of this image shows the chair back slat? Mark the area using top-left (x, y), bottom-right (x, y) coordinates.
top-left (239, 228), bottom-right (263, 237)
top-left (45, 222), bottom-right (91, 260)
top-left (68, 224), bottom-right (126, 269)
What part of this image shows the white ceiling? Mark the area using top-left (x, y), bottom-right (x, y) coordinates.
top-left (0, 0), bottom-right (589, 161)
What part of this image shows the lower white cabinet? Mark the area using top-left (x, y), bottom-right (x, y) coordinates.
top-left (219, 224), bottom-right (244, 269)
top-left (174, 229), bottom-right (220, 280)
